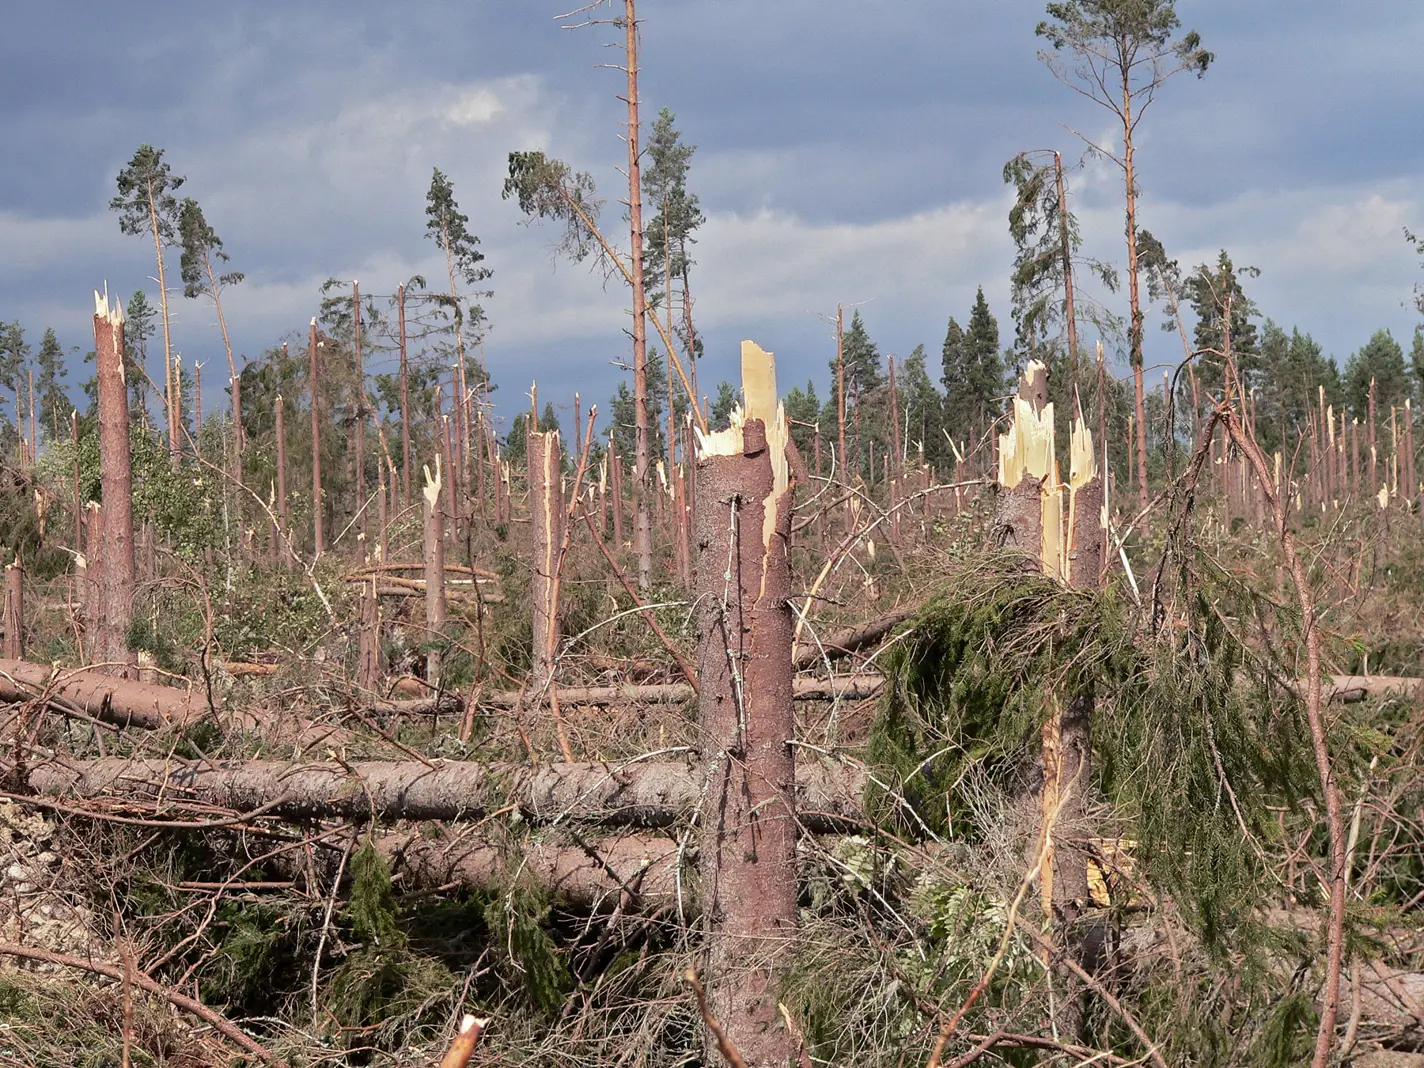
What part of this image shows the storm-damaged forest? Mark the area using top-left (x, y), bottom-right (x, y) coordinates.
top-left (1, 1), bottom-right (1423, 1066)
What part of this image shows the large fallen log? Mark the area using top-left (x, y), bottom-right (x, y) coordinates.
top-left (792, 608), bottom-right (916, 670)
top-left (22, 756), bottom-right (865, 831)
top-left (0, 658), bottom-right (208, 728)
top-left (475, 674), bottom-right (885, 710)
top-left (376, 828), bottom-right (685, 911)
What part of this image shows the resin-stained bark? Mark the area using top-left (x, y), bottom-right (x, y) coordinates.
top-left (694, 341), bottom-right (797, 1067)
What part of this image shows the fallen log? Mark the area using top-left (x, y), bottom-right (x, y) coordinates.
top-left (0, 658), bottom-right (208, 728)
top-left (377, 828), bottom-right (685, 911)
top-left (23, 756), bottom-right (866, 831)
top-left (475, 674), bottom-right (886, 709)
top-left (792, 607), bottom-right (916, 670)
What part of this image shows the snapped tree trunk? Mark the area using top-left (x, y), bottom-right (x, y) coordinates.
top-left (623, 0), bottom-right (654, 591)
top-left (528, 427), bottom-right (563, 687)
top-left (308, 319), bottom-right (324, 556)
top-left (2, 556), bottom-right (22, 661)
top-left (693, 340), bottom-right (798, 1068)
top-left (92, 291), bottom-right (135, 677)
top-left (423, 456), bottom-right (447, 687)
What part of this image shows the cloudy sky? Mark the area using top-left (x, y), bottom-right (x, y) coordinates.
top-left (2, 0), bottom-right (1421, 433)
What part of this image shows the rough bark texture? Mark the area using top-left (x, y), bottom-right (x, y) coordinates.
top-left (694, 393), bottom-right (798, 1062)
top-left (472, 675), bottom-right (883, 709)
top-left (24, 756), bottom-right (864, 832)
top-left (0, 658), bottom-right (208, 728)
top-left (356, 575), bottom-right (380, 690)
top-left (92, 293), bottom-right (135, 676)
top-left (528, 429), bottom-right (563, 686)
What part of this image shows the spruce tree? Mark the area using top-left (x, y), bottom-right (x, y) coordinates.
top-left (1345, 330), bottom-right (1410, 419)
top-left (965, 288), bottom-right (1006, 428)
top-left (1184, 251), bottom-right (1260, 396)
top-left (34, 328), bottom-right (70, 440)
top-left (642, 108), bottom-right (705, 369)
top-left (111, 144), bottom-right (184, 455)
top-left (125, 291), bottom-right (157, 416)
top-left (900, 344), bottom-right (945, 467)
top-left (783, 380), bottom-right (821, 460)
top-left (178, 197), bottom-right (244, 394)
top-left (710, 381), bottom-right (737, 431)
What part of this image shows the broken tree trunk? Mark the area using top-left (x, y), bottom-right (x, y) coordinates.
top-left (528, 427), bottom-right (563, 687)
top-left (473, 674), bottom-right (882, 709)
top-left (423, 455), bottom-right (447, 687)
top-left (357, 573), bottom-right (380, 691)
top-left (92, 291), bottom-right (135, 677)
top-left (0, 658), bottom-right (209, 728)
top-left (693, 340), bottom-right (798, 1068)
top-left (23, 756), bottom-right (864, 832)
top-left (2, 556), bottom-right (21, 661)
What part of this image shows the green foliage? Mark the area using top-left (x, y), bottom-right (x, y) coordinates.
top-left (1249, 989), bottom-right (1317, 1067)
top-left (1345, 328), bottom-right (1411, 419)
top-left (643, 107), bottom-right (705, 345)
top-left (868, 551), bottom-right (1317, 947)
top-left (482, 883), bottom-right (572, 1015)
top-left (709, 380), bottom-right (737, 430)
top-left (109, 144), bottom-right (184, 241)
top-left (1184, 250), bottom-right (1261, 396)
top-left (177, 196), bottom-right (243, 301)
top-left (941, 288), bottom-right (1006, 444)
top-left (867, 555), bottom-right (1121, 837)
top-left (503, 151), bottom-right (604, 264)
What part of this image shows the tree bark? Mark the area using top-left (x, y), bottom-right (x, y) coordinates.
top-left (23, 756), bottom-right (864, 832)
top-left (694, 341), bottom-right (798, 1068)
top-left (92, 291), bottom-right (135, 676)
top-left (623, 0), bottom-right (654, 591)
top-left (353, 280), bottom-right (366, 525)
top-left (528, 428), bottom-right (563, 687)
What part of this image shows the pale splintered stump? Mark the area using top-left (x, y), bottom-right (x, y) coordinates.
top-left (2, 556), bottom-right (22, 661)
top-left (528, 426), bottom-right (563, 686)
top-left (995, 360), bottom-right (1059, 568)
top-left (423, 456), bottom-right (447, 687)
top-left (694, 340), bottom-right (797, 1068)
top-left (92, 290), bottom-right (135, 677)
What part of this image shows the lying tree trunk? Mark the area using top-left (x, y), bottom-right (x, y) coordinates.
top-left (23, 756), bottom-right (864, 831)
top-left (792, 607), bottom-right (915, 669)
top-left (472, 674), bottom-right (884, 709)
top-left (0, 657), bottom-right (208, 728)
top-left (693, 341), bottom-right (799, 1068)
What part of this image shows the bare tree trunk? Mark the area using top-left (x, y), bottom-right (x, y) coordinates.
top-left (353, 280), bottom-right (366, 526)
top-left (83, 503), bottom-right (104, 664)
top-left (621, 0), bottom-right (654, 591)
top-left (694, 341), bottom-right (797, 1068)
top-left (308, 320), bottom-right (324, 556)
top-left (1055, 150), bottom-right (1078, 376)
top-left (888, 354), bottom-right (901, 545)
top-left (2, 556), bottom-right (22, 661)
top-left (1368, 378), bottom-right (1378, 494)
top-left (423, 456), bottom-right (447, 687)
top-left (1119, 78), bottom-right (1149, 510)
top-left (275, 394), bottom-right (290, 567)
top-left (145, 181), bottom-right (179, 460)
top-left (92, 291), bottom-right (135, 677)
top-left (528, 428), bottom-right (563, 687)
top-left (397, 283), bottom-right (412, 511)
top-left (70, 410), bottom-right (82, 553)
top-left (610, 435), bottom-right (625, 548)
